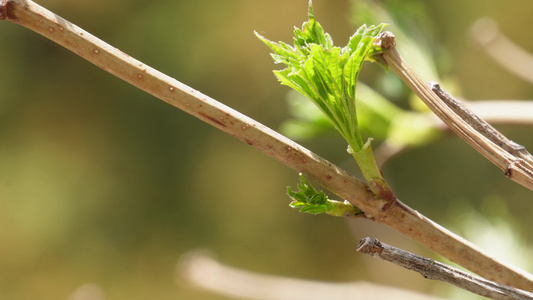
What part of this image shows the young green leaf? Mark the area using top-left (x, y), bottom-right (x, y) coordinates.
top-left (258, 1), bottom-right (396, 204)
top-left (287, 174), bottom-right (364, 217)
top-left (255, 3), bottom-right (386, 154)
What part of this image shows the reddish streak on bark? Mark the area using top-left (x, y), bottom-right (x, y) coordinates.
top-left (198, 112), bottom-right (226, 127)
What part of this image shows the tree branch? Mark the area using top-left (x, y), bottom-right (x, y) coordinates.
top-left (429, 82), bottom-right (533, 163)
top-left (374, 100), bottom-right (533, 166)
top-left (378, 32), bottom-right (533, 192)
top-left (357, 238), bottom-right (533, 300)
top-left (2, 0), bottom-right (533, 291)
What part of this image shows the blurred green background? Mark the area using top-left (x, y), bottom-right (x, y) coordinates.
top-left (1, 0), bottom-right (533, 299)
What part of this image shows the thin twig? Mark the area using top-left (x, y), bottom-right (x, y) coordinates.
top-left (375, 100), bottom-right (533, 166)
top-left (429, 82), bottom-right (533, 163)
top-left (357, 237), bottom-right (533, 300)
top-left (379, 31), bottom-right (533, 192)
top-left (374, 100), bottom-right (533, 166)
top-left (2, 0), bottom-right (533, 291)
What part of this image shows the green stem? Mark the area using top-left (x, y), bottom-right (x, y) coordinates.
top-left (349, 139), bottom-right (382, 181)
top-left (326, 200), bottom-right (364, 217)
top-left (350, 139), bottom-right (396, 206)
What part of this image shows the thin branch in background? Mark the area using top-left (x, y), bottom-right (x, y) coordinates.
top-left (379, 31), bottom-right (533, 192)
top-left (468, 101), bottom-right (533, 126)
top-left (67, 284), bottom-right (105, 300)
top-left (2, 0), bottom-right (533, 291)
top-left (177, 251), bottom-right (447, 300)
top-left (471, 18), bottom-right (533, 84)
top-left (357, 237), bottom-right (533, 300)
top-left (374, 142), bottom-right (408, 167)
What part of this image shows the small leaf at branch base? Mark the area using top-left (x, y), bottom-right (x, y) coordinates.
top-left (287, 174), bottom-right (364, 217)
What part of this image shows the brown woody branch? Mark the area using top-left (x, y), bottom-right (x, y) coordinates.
top-left (378, 32), bottom-right (533, 192)
top-left (1, 0), bottom-right (533, 292)
top-left (357, 238), bottom-right (533, 300)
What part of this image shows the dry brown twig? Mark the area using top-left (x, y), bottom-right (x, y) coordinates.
top-left (429, 82), bottom-right (533, 163)
top-left (378, 32), bottom-right (533, 192)
top-left (374, 100), bottom-right (533, 165)
top-left (357, 237), bottom-right (533, 300)
top-left (1, 0), bottom-right (533, 293)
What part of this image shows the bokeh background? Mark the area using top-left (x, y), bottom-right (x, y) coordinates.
top-left (1, 0), bottom-right (533, 299)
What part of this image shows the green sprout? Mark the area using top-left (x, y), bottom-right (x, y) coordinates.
top-left (256, 1), bottom-right (396, 205)
top-left (288, 174), bottom-right (364, 217)
top-left (255, 3), bottom-right (385, 157)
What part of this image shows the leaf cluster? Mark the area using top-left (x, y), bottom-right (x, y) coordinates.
top-left (255, 2), bottom-right (387, 151)
top-left (287, 174), bottom-right (364, 217)
top-left (287, 174), bottom-right (333, 214)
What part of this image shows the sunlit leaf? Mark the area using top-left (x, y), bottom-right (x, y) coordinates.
top-left (256, 2), bottom-right (387, 153)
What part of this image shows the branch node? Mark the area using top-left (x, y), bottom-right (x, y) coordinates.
top-left (356, 237), bottom-right (383, 257)
top-left (0, 0), bottom-right (15, 21)
top-left (505, 161), bottom-right (515, 178)
top-left (377, 31), bottom-right (396, 49)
